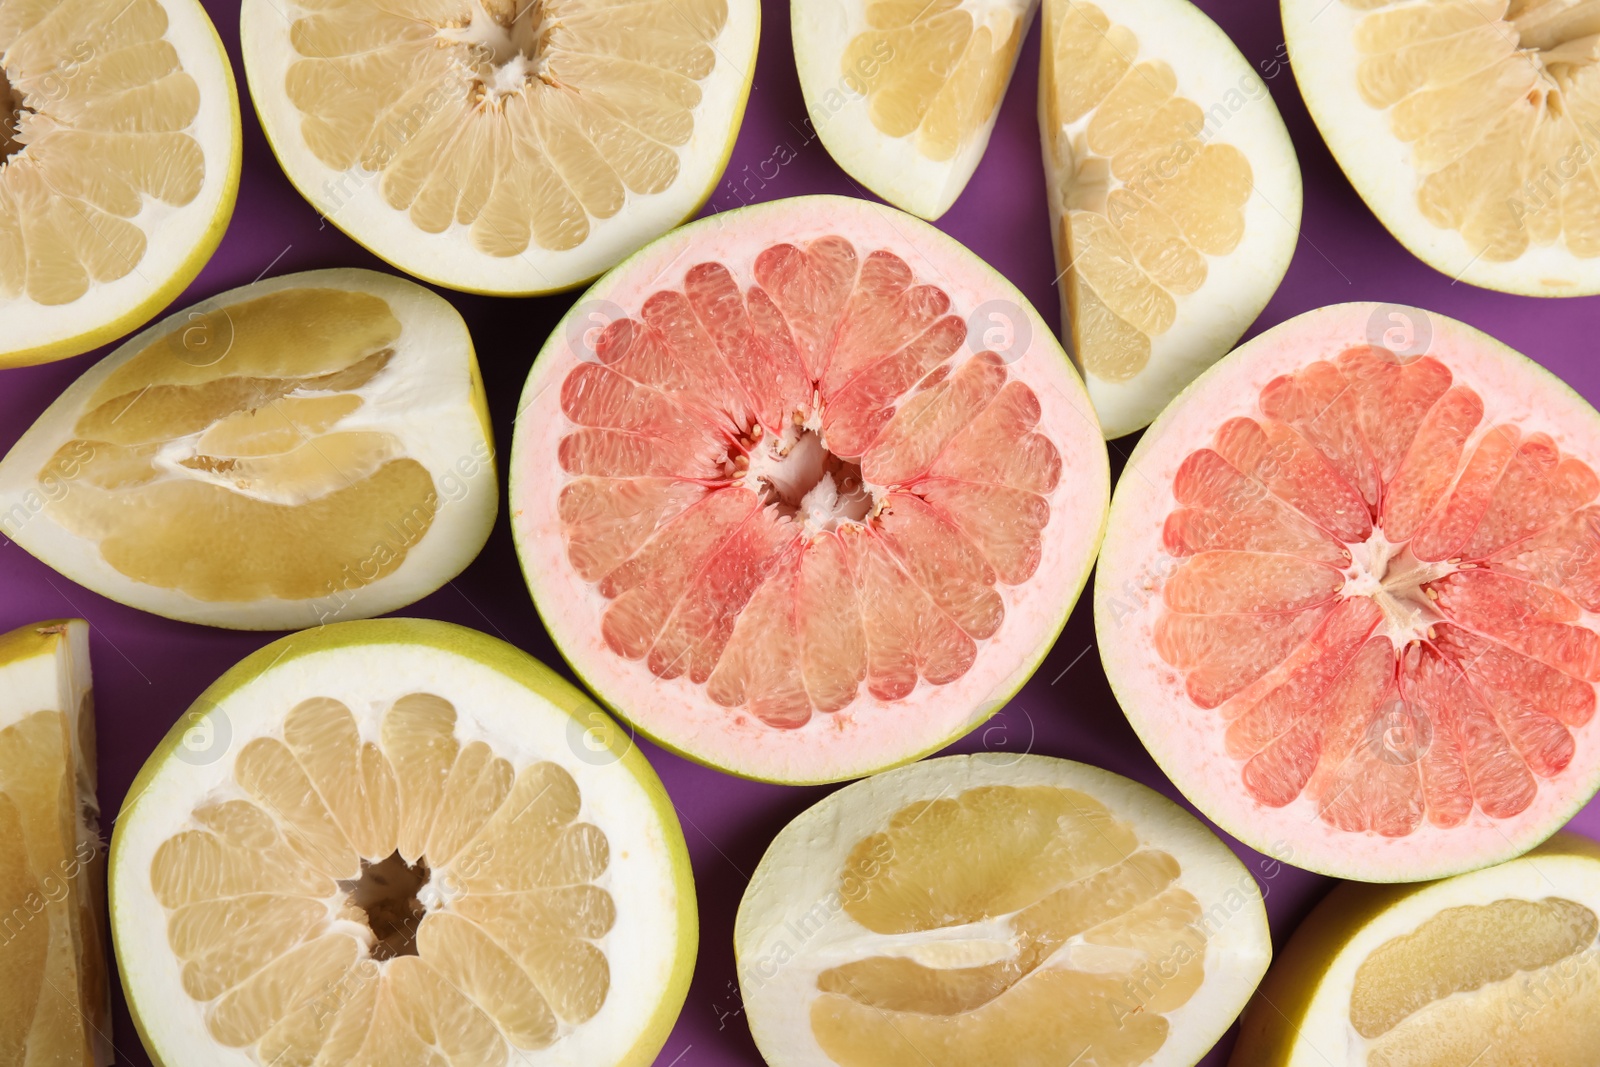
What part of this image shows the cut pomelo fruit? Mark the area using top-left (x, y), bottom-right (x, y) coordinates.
top-left (1284, 0), bottom-right (1600, 296)
top-left (735, 753), bottom-right (1273, 1067)
top-left (0, 619), bottom-right (109, 1066)
top-left (511, 194), bottom-right (1109, 784)
top-left (0, 268), bottom-right (496, 630)
top-left (792, 0), bottom-right (1038, 220)
top-left (1232, 831), bottom-right (1600, 1066)
top-left (1041, 0), bottom-right (1302, 438)
top-left (239, 0), bottom-right (758, 295)
top-left (0, 0), bottom-right (242, 368)
top-left (110, 618), bottom-right (696, 1067)
top-left (1098, 302), bottom-right (1600, 881)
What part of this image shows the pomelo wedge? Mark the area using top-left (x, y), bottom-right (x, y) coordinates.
top-left (735, 753), bottom-right (1273, 1067)
top-left (110, 618), bottom-right (696, 1067)
top-left (1, 0), bottom-right (242, 368)
top-left (1284, 0), bottom-right (1600, 296)
top-left (0, 268), bottom-right (496, 630)
top-left (791, 0), bottom-right (1039, 220)
top-left (239, 0), bottom-right (759, 295)
top-left (511, 194), bottom-right (1109, 784)
top-left (1041, 0), bottom-right (1302, 439)
top-left (1232, 831), bottom-right (1600, 1066)
top-left (1098, 302), bottom-right (1600, 881)
top-left (0, 618), bottom-right (109, 1066)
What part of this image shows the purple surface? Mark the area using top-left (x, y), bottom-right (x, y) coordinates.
top-left (4, 1), bottom-right (1600, 1064)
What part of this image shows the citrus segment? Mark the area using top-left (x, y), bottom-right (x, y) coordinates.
top-left (513, 195), bottom-right (1108, 783)
top-left (1040, 0), bottom-right (1301, 437)
top-left (0, 269), bottom-right (496, 630)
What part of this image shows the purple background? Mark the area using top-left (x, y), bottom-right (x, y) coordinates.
top-left (5, 1), bottom-right (1600, 1064)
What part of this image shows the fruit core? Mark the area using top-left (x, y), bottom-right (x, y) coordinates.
top-left (1156, 345), bottom-right (1600, 838)
top-left (554, 237), bottom-right (1062, 729)
top-left (338, 851), bottom-right (430, 961)
top-left (1, 66), bottom-right (27, 161)
top-left (440, 0), bottom-right (550, 95)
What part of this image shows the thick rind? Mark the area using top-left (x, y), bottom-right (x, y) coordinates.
top-left (1230, 831), bottom-right (1600, 1067)
top-left (109, 618), bottom-right (697, 1067)
top-left (510, 193), bottom-right (1110, 785)
top-left (734, 752), bottom-right (1273, 1067)
top-left (0, 0), bottom-right (242, 368)
top-left (0, 268), bottom-right (497, 630)
top-left (1096, 302), bottom-right (1600, 881)
top-left (238, 1), bottom-right (759, 296)
top-left (1283, 0), bottom-right (1600, 297)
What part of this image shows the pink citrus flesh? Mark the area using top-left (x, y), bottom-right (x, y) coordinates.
top-left (1099, 303), bottom-right (1600, 880)
top-left (513, 195), bottom-right (1108, 784)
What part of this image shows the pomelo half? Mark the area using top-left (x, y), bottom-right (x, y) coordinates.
top-left (791, 0), bottom-right (1039, 221)
top-left (1098, 302), bottom-right (1600, 881)
top-left (0, 268), bottom-right (496, 630)
top-left (0, 618), bottom-right (109, 1065)
top-left (1041, 0), bottom-right (1302, 438)
top-left (1231, 831), bottom-right (1600, 1066)
top-left (110, 618), bottom-right (696, 1067)
top-left (735, 753), bottom-right (1273, 1067)
top-left (511, 194), bottom-right (1109, 784)
top-left (1284, 0), bottom-right (1600, 296)
top-left (240, 0), bottom-right (758, 295)
top-left (1, 0), bottom-right (242, 367)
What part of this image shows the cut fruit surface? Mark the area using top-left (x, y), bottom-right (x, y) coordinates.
top-left (1232, 831), bottom-right (1600, 1067)
top-left (239, 0), bottom-right (758, 295)
top-left (0, 619), bottom-right (109, 1066)
top-left (511, 195), bottom-right (1109, 784)
top-left (1285, 0), bottom-right (1600, 296)
top-left (1098, 302), bottom-right (1600, 880)
top-left (0, 268), bottom-right (496, 630)
top-left (110, 618), bottom-right (696, 1067)
top-left (735, 753), bottom-right (1272, 1067)
top-left (0, 0), bottom-right (241, 367)
top-left (792, 0), bottom-right (1038, 220)
top-left (1040, 0), bottom-right (1302, 438)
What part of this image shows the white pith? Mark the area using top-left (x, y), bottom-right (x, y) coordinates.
top-left (1340, 530), bottom-right (1459, 647)
top-left (740, 424), bottom-right (881, 534)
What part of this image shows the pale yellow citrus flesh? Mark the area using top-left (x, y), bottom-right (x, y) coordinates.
top-left (1348, 895), bottom-right (1600, 1066)
top-left (1346, 0), bottom-right (1600, 264)
top-left (38, 287), bottom-right (440, 604)
top-left (842, 0), bottom-right (1022, 162)
top-left (1042, 0), bottom-right (1253, 383)
top-left (0, 0), bottom-right (206, 306)
top-left (808, 785), bottom-right (1205, 1066)
top-left (148, 693), bottom-right (614, 1066)
top-left (280, 0), bottom-right (728, 257)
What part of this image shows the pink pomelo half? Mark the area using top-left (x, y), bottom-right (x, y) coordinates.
top-left (1099, 303), bottom-right (1600, 881)
top-left (512, 195), bottom-right (1109, 784)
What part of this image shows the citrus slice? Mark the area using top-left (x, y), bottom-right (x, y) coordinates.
top-left (792, 0), bottom-right (1038, 220)
top-left (1233, 831), bottom-right (1600, 1066)
top-left (110, 618), bottom-right (697, 1067)
top-left (1284, 0), bottom-right (1600, 296)
top-left (0, 618), bottom-right (109, 1066)
top-left (0, 268), bottom-right (495, 630)
top-left (239, 0), bottom-right (759, 296)
top-left (1041, 0), bottom-right (1302, 438)
top-left (0, 0), bottom-right (241, 368)
top-left (511, 194), bottom-right (1109, 784)
top-left (735, 753), bottom-right (1273, 1067)
top-left (1098, 302), bottom-right (1600, 881)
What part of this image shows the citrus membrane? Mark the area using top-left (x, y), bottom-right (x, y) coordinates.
top-left (0, 618), bottom-right (109, 1066)
top-left (0, 268), bottom-right (496, 630)
top-left (0, 0), bottom-right (241, 367)
top-left (110, 619), bottom-right (696, 1067)
top-left (1041, 0), bottom-right (1301, 438)
top-left (1098, 302), bottom-right (1600, 880)
top-left (1233, 831), bottom-right (1600, 1067)
top-left (511, 194), bottom-right (1109, 784)
top-left (240, 0), bottom-right (759, 295)
top-left (735, 753), bottom-right (1272, 1067)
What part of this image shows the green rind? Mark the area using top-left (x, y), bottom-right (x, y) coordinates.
top-left (0, 618), bottom-right (75, 667)
top-left (109, 618), bottom-right (697, 1067)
